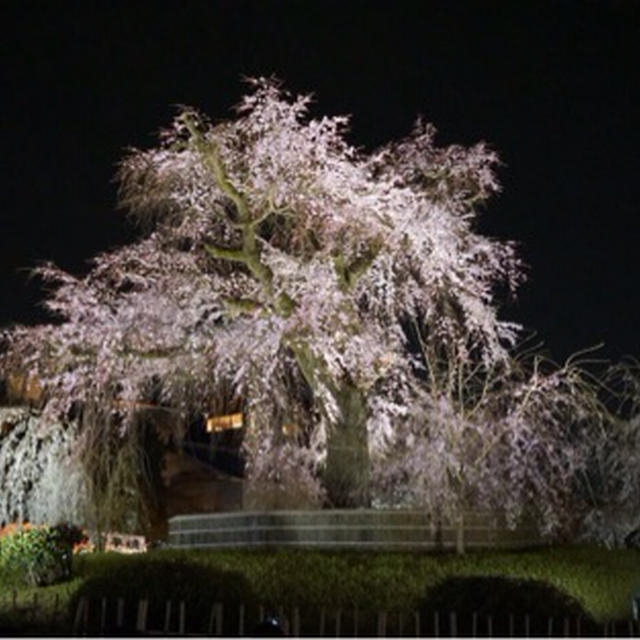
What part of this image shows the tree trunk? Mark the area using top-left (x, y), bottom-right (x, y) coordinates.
top-left (324, 383), bottom-right (370, 507)
top-left (455, 512), bottom-right (465, 555)
top-left (290, 344), bottom-right (370, 508)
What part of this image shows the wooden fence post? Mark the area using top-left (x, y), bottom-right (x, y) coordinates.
top-left (116, 598), bottom-right (125, 630)
top-left (377, 610), bottom-right (387, 637)
top-left (135, 599), bottom-right (148, 634)
top-left (335, 608), bottom-right (341, 637)
top-left (238, 604), bottom-right (245, 637)
top-left (319, 607), bottom-right (325, 636)
top-left (163, 600), bottom-right (172, 634)
top-left (508, 613), bottom-right (514, 637)
top-left (450, 611), bottom-right (457, 637)
top-left (293, 606), bottom-right (300, 638)
top-left (434, 611), bottom-right (440, 637)
top-left (487, 614), bottom-right (493, 637)
top-left (99, 597), bottom-right (107, 635)
top-left (471, 612), bottom-right (478, 637)
top-left (83, 597), bottom-right (90, 634)
top-left (563, 616), bottom-right (569, 637)
top-left (353, 607), bottom-right (359, 637)
top-left (414, 611), bottom-right (420, 637)
top-left (178, 601), bottom-right (186, 635)
top-left (278, 605), bottom-right (289, 636)
top-left (208, 603), bottom-right (215, 635)
top-left (72, 597), bottom-right (87, 635)
top-left (216, 603), bottom-right (223, 636)
top-left (547, 616), bottom-right (553, 637)
top-left (524, 614), bottom-right (530, 638)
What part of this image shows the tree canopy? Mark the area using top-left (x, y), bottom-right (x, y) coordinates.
top-left (1, 79), bottom-right (634, 537)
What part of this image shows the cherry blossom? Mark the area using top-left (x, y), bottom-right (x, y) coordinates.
top-left (2, 78), bottom-right (624, 531)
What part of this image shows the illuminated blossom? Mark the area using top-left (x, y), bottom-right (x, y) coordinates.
top-left (1, 78), bottom-right (619, 530)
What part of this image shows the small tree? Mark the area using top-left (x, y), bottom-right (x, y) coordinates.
top-left (372, 337), bottom-right (608, 548)
top-left (578, 359), bottom-right (640, 546)
top-left (0, 407), bottom-right (86, 527)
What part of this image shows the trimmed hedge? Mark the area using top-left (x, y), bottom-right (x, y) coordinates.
top-left (67, 545), bottom-right (640, 620)
top-left (421, 576), bottom-right (598, 636)
top-left (2, 544), bottom-right (640, 633)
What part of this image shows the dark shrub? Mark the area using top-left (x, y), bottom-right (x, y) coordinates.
top-left (420, 576), bottom-right (597, 637)
top-left (68, 555), bottom-right (255, 635)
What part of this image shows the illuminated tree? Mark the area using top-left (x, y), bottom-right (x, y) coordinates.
top-left (579, 359), bottom-right (640, 547)
top-left (2, 78), bottom-right (608, 526)
top-left (0, 407), bottom-right (85, 527)
top-left (373, 340), bottom-right (609, 549)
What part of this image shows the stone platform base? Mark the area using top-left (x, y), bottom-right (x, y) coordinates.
top-left (168, 509), bottom-right (544, 551)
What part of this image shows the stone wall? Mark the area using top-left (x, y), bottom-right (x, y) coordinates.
top-left (168, 509), bottom-right (544, 551)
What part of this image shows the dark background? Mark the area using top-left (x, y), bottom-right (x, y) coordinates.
top-left (2, 0), bottom-right (638, 363)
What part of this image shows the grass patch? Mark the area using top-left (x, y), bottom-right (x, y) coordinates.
top-left (1, 544), bottom-right (639, 633)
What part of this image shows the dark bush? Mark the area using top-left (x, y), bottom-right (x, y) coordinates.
top-left (67, 555), bottom-right (255, 635)
top-left (420, 576), bottom-right (597, 637)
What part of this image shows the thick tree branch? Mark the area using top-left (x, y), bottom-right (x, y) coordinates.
top-left (179, 114), bottom-right (250, 222)
top-left (203, 244), bottom-right (248, 263)
top-left (333, 240), bottom-right (382, 293)
top-left (222, 296), bottom-right (262, 316)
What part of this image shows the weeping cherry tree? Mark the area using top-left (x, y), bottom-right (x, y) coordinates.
top-left (1, 78), bottom-right (612, 528)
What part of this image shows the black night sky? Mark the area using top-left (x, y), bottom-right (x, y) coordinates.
top-left (2, 0), bottom-right (639, 364)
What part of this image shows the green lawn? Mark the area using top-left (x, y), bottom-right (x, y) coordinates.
top-left (2, 544), bottom-right (640, 633)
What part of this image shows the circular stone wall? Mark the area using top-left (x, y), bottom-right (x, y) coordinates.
top-left (168, 510), bottom-right (543, 551)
